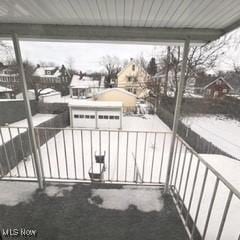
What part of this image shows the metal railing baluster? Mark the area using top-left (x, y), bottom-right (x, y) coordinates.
top-left (125, 131), bottom-right (129, 182)
top-left (142, 132), bottom-right (147, 183)
top-left (185, 158), bottom-right (200, 226)
top-left (159, 133), bottom-right (166, 183)
top-left (44, 129), bottom-right (52, 178)
top-left (71, 129), bottom-right (77, 179)
top-left (202, 178), bottom-right (219, 239)
top-left (80, 130), bottom-right (85, 179)
top-left (62, 129), bottom-right (68, 179)
top-left (190, 168), bottom-right (208, 239)
top-left (0, 128), bottom-right (11, 176)
top-left (150, 132), bottom-right (157, 183)
top-left (216, 190), bottom-right (233, 240)
top-left (17, 127), bottom-right (28, 177)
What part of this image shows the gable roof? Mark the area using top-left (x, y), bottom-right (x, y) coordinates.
top-left (203, 77), bottom-right (233, 90)
top-left (117, 60), bottom-right (149, 78)
top-left (96, 88), bottom-right (137, 98)
top-left (70, 75), bottom-right (99, 88)
top-left (33, 65), bottom-right (70, 78)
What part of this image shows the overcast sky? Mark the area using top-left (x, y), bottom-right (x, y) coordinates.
top-left (2, 28), bottom-right (240, 73)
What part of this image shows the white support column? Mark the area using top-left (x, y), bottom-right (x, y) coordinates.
top-left (12, 33), bottom-right (44, 189)
top-left (164, 38), bottom-right (190, 194)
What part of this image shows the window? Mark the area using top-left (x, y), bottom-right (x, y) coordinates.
top-left (74, 114), bottom-right (79, 118)
top-left (128, 77), bottom-right (131, 82)
top-left (85, 115), bottom-right (90, 119)
top-left (223, 89), bottom-right (227, 93)
top-left (90, 115), bottom-right (95, 119)
top-left (114, 116), bottom-right (120, 120)
top-left (104, 115), bottom-right (108, 119)
top-left (99, 115), bottom-right (103, 119)
top-left (109, 116), bottom-right (114, 120)
top-left (133, 88), bottom-right (137, 94)
top-left (79, 115), bottom-right (84, 118)
top-left (132, 64), bottom-right (135, 71)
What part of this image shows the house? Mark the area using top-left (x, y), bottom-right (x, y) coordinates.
top-left (32, 64), bottom-right (71, 95)
top-left (0, 85), bottom-right (14, 99)
top-left (69, 101), bottom-right (122, 129)
top-left (201, 77), bottom-right (233, 98)
top-left (0, 64), bottom-right (20, 93)
top-left (117, 59), bottom-right (150, 97)
top-left (69, 75), bottom-right (101, 99)
top-left (94, 88), bottom-right (136, 111)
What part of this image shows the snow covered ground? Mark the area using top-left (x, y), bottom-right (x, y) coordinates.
top-left (172, 152), bottom-right (240, 240)
top-left (7, 114), bottom-right (172, 183)
top-left (0, 113), bottom-right (56, 145)
top-left (2, 114), bottom-right (240, 239)
top-left (182, 114), bottom-right (240, 160)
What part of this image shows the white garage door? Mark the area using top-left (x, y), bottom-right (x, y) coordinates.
top-left (72, 110), bottom-right (96, 128)
top-left (97, 111), bottom-right (121, 129)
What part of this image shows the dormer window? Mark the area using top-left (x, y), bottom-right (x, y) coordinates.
top-left (45, 70), bottom-right (52, 75)
top-left (132, 64), bottom-right (135, 71)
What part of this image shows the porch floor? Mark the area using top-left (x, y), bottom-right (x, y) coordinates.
top-left (0, 182), bottom-right (188, 240)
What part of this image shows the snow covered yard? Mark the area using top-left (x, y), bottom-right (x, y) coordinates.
top-left (182, 114), bottom-right (240, 160)
top-left (7, 114), bottom-right (172, 183)
top-left (172, 149), bottom-right (240, 240)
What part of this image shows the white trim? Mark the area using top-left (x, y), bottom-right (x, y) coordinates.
top-left (203, 77), bottom-right (233, 90)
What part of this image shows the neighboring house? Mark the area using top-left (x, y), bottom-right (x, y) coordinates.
top-left (0, 64), bottom-right (20, 93)
top-left (94, 88), bottom-right (137, 111)
top-left (32, 64), bottom-right (71, 95)
top-left (16, 89), bottom-right (36, 100)
top-left (117, 59), bottom-right (150, 97)
top-left (69, 75), bottom-right (101, 99)
top-left (0, 85), bottom-right (14, 99)
top-left (69, 101), bottom-right (122, 129)
top-left (202, 77), bottom-right (233, 98)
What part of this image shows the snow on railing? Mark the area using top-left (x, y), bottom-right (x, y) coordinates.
top-left (171, 135), bottom-right (240, 240)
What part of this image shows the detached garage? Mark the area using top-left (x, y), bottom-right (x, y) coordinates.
top-left (69, 101), bottom-right (122, 129)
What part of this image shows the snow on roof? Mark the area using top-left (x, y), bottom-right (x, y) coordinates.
top-left (33, 66), bottom-right (61, 78)
top-left (70, 75), bottom-right (99, 88)
top-left (0, 85), bottom-right (13, 92)
top-left (203, 77), bottom-right (233, 90)
top-left (69, 100), bottom-right (122, 108)
top-left (96, 88), bottom-right (136, 97)
top-left (39, 88), bottom-right (58, 95)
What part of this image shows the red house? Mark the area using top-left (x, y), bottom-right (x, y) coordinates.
top-left (203, 77), bottom-right (233, 98)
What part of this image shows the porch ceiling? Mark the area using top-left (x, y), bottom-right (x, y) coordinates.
top-left (0, 0), bottom-right (239, 43)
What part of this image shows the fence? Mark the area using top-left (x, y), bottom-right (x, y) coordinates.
top-left (156, 106), bottom-right (237, 160)
top-left (170, 136), bottom-right (240, 240)
top-left (0, 112), bottom-right (69, 176)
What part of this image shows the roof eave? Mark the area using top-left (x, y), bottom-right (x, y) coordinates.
top-left (0, 23), bottom-right (223, 43)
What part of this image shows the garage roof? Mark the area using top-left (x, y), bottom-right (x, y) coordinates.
top-left (0, 0), bottom-right (240, 43)
top-left (69, 100), bottom-right (122, 108)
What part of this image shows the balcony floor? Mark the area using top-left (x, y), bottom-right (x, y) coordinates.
top-left (0, 181), bottom-right (188, 240)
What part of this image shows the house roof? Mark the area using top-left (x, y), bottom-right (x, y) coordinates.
top-left (96, 88), bottom-right (136, 98)
top-left (0, 1), bottom-right (240, 43)
top-left (33, 66), bottom-right (61, 78)
top-left (70, 75), bottom-right (99, 89)
top-left (0, 85), bottom-right (13, 92)
top-left (203, 77), bottom-right (233, 90)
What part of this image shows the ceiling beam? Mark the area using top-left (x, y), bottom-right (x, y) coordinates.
top-left (0, 23), bottom-right (223, 43)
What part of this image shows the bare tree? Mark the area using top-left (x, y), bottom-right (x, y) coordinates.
top-left (160, 37), bottom-right (226, 98)
top-left (99, 55), bottom-right (122, 87)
